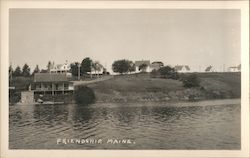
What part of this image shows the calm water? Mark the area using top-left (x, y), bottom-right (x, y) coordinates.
top-left (9, 99), bottom-right (241, 149)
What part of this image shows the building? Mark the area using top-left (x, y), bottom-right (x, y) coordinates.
top-left (228, 64), bottom-right (241, 72)
top-left (135, 60), bottom-right (151, 72)
top-left (50, 61), bottom-right (72, 77)
top-left (174, 65), bottom-right (191, 73)
top-left (205, 65), bottom-right (216, 72)
top-left (149, 61), bottom-right (164, 71)
top-left (32, 73), bottom-right (74, 95)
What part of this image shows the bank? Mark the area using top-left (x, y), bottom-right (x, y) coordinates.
top-left (9, 72), bottom-right (241, 104)
top-left (88, 72), bottom-right (241, 103)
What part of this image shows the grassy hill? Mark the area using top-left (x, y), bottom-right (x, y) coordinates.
top-left (88, 72), bottom-right (241, 103)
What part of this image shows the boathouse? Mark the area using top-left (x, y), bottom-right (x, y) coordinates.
top-left (32, 73), bottom-right (74, 95)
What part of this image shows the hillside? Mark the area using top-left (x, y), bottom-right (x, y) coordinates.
top-left (88, 72), bottom-right (241, 103)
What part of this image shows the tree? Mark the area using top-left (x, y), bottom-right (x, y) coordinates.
top-left (22, 63), bottom-right (31, 77)
top-left (112, 59), bottom-right (131, 74)
top-left (92, 61), bottom-right (103, 78)
top-left (81, 57), bottom-right (92, 75)
top-left (32, 65), bottom-right (40, 76)
top-left (47, 61), bottom-right (53, 72)
top-left (70, 62), bottom-right (79, 77)
top-left (158, 66), bottom-right (179, 79)
top-left (13, 66), bottom-right (22, 77)
top-left (138, 63), bottom-right (148, 72)
top-left (9, 65), bottom-right (13, 79)
top-left (182, 74), bottom-right (200, 88)
top-left (128, 61), bottom-right (136, 73)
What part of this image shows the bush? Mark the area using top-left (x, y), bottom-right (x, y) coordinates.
top-left (182, 74), bottom-right (200, 88)
top-left (74, 86), bottom-right (96, 105)
top-left (158, 66), bottom-right (179, 80)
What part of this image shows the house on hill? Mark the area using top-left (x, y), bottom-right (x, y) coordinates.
top-left (32, 73), bottom-right (74, 95)
top-left (135, 60), bottom-right (151, 72)
top-left (228, 64), bottom-right (241, 72)
top-left (174, 65), bottom-right (190, 73)
top-left (205, 65), bottom-right (216, 72)
top-left (50, 61), bottom-right (72, 77)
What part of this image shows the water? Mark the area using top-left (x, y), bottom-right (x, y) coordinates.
top-left (9, 99), bottom-right (240, 149)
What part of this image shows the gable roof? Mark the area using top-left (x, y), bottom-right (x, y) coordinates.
top-left (34, 73), bottom-right (68, 82)
top-left (174, 65), bottom-right (190, 71)
top-left (135, 60), bottom-right (150, 67)
top-left (205, 66), bottom-right (213, 72)
top-left (174, 65), bottom-right (183, 71)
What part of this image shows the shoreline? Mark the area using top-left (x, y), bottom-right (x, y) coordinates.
top-left (90, 98), bottom-right (241, 108)
top-left (10, 98), bottom-right (241, 107)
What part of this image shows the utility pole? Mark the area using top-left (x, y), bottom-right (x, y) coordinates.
top-left (90, 61), bottom-right (93, 79)
top-left (77, 63), bottom-right (80, 80)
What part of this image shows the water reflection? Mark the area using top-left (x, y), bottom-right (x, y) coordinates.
top-left (9, 101), bottom-right (240, 149)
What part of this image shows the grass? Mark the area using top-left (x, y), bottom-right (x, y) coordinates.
top-left (88, 72), bottom-right (241, 102)
top-left (197, 72), bottom-right (241, 98)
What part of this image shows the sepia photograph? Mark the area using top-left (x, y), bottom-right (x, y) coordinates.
top-left (1, 0), bottom-right (249, 158)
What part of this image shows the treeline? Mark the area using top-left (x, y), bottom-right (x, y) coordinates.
top-left (9, 64), bottom-right (40, 78)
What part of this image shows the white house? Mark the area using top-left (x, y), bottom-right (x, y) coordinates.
top-left (174, 65), bottom-right (191, 73)
top-left (228, 64), bottom-right (241, 72)
top-left (50, 61), bottom-right (72, 77)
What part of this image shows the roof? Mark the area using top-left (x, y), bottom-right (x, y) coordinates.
top-left (174, 65), bottom-right (190, 71)
top-left (205, 66), bottom-right (213, 72)
top-left (229, 64), bottom-right (241, 70)
top-left (34, 73), bottom-right (68, 82)
top-left (135, 60), bottom-right (150, 67)
top-left (151, 61), bottom-right (164, 66)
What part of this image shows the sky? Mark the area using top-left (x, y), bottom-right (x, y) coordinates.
top-left (9, 9), bottom-right (241, 72)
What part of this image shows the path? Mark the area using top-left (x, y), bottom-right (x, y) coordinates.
top-left (72, 75), bottom-right (114, 86)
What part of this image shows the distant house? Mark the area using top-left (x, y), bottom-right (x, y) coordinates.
top-left (135, 60), bottom-right (151, 72)
top-left (205, 65), bottom-right (216, 72)
top-left (174, 65), bottom-right (190, 73)
top-left (32, 73), bottom-right (74, 95)
top-left (150, 61), bottom-right (164, 71)
top-left (50, 61), bottom-right (72, 77)
top-left (228, 64), bottom-right (241, 72)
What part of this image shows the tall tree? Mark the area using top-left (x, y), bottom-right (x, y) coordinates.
top-left (9, 65), bottom-right (13, 79)
top-left (92, 61), bottom-right (103, 77)
top-left (22, 63), bottom-right (31, 77)
top-left (13, 66), bottom-right (22, 77)
top-left (47, 61), bottom-right (53, 72)
top-left (81, 57), bottom-right (92, 75)
top-left (32, 65), bottom-right (40, 75)
top-left (70, 62), bottom-right (80, 77)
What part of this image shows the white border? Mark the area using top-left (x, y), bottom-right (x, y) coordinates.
top-left (1, 1), bottom-right (249, 158)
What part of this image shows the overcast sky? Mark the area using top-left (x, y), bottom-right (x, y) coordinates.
top-left (9, 9), bottom-right (240, 72)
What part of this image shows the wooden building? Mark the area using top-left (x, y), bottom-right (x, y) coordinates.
top-left (32, 73), bottom-right (74, 95)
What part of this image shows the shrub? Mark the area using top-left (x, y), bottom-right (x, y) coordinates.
top-left (182, 74), bottom-right (200, 88)
top-left (158, 66), bottom-right (179, 80)
top-left (74, 86), bottom-right (96, 105)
